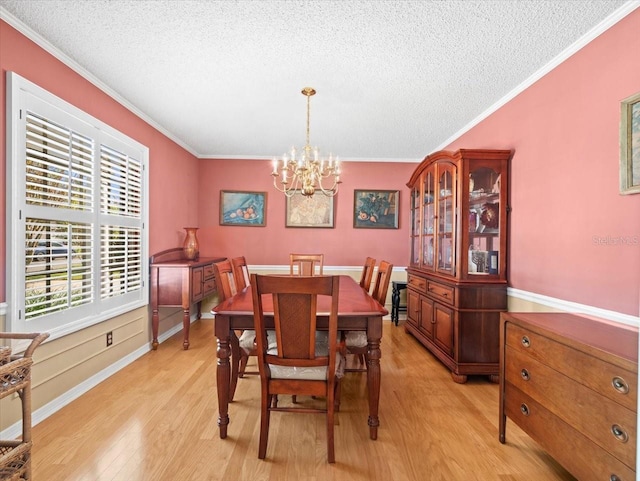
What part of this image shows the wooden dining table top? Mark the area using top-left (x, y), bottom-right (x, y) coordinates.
top-left (212, 274), bottom-right (388, 320)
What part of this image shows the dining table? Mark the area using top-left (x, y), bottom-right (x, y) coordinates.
top-left (212, 274), bottom-right (388, 441)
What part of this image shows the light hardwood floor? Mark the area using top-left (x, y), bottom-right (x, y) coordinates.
top-left (31, 318), bottom-right (575, 481)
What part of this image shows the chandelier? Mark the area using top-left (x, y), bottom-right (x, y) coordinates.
top-left (271, 87), bottom-right (341, 197)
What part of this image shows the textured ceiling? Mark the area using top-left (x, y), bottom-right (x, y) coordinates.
top-left (0, 1), bottom-right (635, 161)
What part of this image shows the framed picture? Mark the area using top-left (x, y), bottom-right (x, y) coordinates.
top-left (285, 191), bottom-right (334, 228)
top-left (620, 91), bottom-right (640, 195)
top-left (219, 191), bottom-right (267, 226)
top-left (353, 190), bottom-right (399, 229)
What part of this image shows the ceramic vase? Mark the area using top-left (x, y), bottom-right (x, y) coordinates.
top-left (182, 227), bottom-right (199, 260)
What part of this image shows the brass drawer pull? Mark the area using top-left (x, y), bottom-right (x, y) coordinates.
top-left (521, 336), bottom-right (530, 348)
top-left (520, 403), bottom-right (530, 416)
top-left (611, 376), bottom-right (629, 395)
top-left (609, 475), bottom-right (621, 481)
top-left (611, 424), bottom-right (629, 443)
top-left (520, 369), bottom-right (530, 381)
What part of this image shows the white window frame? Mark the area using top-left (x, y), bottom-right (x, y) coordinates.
top-left (6, 72), bottom-right (149, 340)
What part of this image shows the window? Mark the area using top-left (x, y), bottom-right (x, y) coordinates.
top-left (6, 72), bottom-right (149, 339)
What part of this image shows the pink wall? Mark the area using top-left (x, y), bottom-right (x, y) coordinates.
top-left (0, 20), bottom-right (201, 301)
top-left (445, 9), bottom-right (640, 316)
top-left (197, 159), bottom-right (415, 267)
top-left (2, 9), bottom-right (638, 317)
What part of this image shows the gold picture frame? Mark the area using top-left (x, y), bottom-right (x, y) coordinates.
top-left (620, 91), bottom-right (640, 195)
top-left (285, 191), bottom-right (334, 228)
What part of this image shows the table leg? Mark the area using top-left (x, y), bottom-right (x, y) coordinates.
top-left (367, 332), bottom-right (381, 440)
top-left (216, 329), bottom-right (231, 439)
top-left (182, 308), bottom-right (190, 350)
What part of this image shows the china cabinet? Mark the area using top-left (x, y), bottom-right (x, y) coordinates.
top-left (405, 149), bottom-right (511, 382)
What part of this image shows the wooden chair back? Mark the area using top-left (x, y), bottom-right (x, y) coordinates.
top-left (250, 273), bottom-right (340, 463)
top-left (371, 260), bottom-right (393, 307)
top-left (213, 259), bottom-right (237, 301)
top-left (230, 256), bottom-right (258, 378)
top-left (231, 256), bottom-right (250, 292)
top-left (289, 253), bottom-right (324, 276)
top-left (359, 257), bottom-right (376, 292)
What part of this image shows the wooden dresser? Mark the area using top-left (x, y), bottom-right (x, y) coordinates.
top-left (150, 248), bottom-right (225, 350)
top-left (499, 312), bottom-right (638, 480)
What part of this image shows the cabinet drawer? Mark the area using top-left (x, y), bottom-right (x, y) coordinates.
top-left (426, 280), bottom-right (454, 305)
top-left (505, 323), bottom-right (637, 411)
top-left (504, 383), bottom-right (636, 481)
top-left (407, 274), bottom-right (426, 293)
top-left (505, 346), bottom-right (636, 467)
top-left (203, 263), bottom-right (215, 279)
top-left (203, 279), bottom-right (216, 295)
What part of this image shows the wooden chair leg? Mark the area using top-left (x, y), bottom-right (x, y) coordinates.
top-left (238, 352), bottom-right (249, 378)
top-left (327, 383), bottom-right (336, 463)
top-left (259, 393), bottom-right (272, 459)
top-left (229, 331), bottom-right (241, 400)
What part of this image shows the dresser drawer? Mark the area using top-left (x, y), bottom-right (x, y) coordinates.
top-left (504, 382), bottom-right (636, 481)
top-left (426, 280), bottom-right (454, 305)
top-left (203, 278), bottom-right (216, 296)
top-left (407, 274), bottom-right (426, 293)
top-left (505, 345), bottom-right (637, 468)
top-left (203, 263), bottom-right (215, 280)
top-left (505, 322), bottom-right (637, 411)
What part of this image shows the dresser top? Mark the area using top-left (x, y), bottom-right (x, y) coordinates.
top-left (502, 312), bottom-right (638, 364)
top-left (150, 247), bottom-right (225, 267)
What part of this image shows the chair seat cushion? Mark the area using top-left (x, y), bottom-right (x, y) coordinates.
top-left (344, 331), bottom-right (368, 348)
top-left (238, 329), bottom-right (256, 351)
top-left (267, 331), bottom-right (344, 380)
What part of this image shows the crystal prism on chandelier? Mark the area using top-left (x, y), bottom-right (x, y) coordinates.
top-left (271, 87), bottom-right (341, 197)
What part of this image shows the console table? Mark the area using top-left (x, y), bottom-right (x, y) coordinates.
top-left (390, 280), bottom-right (407, 326)
top-left (150, 248), bottom-right (225, 350)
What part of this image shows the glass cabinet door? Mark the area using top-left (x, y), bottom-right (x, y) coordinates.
top-left (421, 171), bottom-right (435, 269)
top-left (437, 165), bottom-right (455, 275)
top-left (410, 187), bottom-right (420, 265)
top-left (467, 166), bottom-right (501, 276)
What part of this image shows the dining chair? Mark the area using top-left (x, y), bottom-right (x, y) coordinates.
top-left (289, 253), bottom-right (324, 276)
top-left (212, 259), bottom-right (244, 398)
top-left (231, 256), bottom-right (250, 292)
top-left (371, 260), bottom-right (393, 308)
top-left (230, 256), bottom-right (257, 378)
top-left (250, 273), bottom-right (342, 463)
top-left (344, 260), bottom-right (394, 372)
top-left (359, 256), bottom-right (376, 292)
top-left (213, 259), bottom-right (237, 300)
